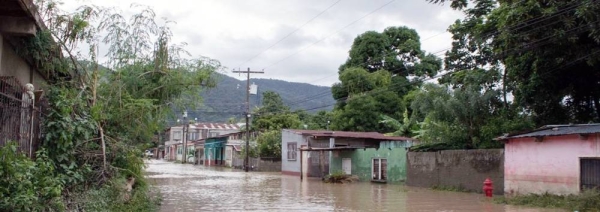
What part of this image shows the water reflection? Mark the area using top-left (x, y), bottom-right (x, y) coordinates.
top-left (145, 160), bottom-right (563, 212)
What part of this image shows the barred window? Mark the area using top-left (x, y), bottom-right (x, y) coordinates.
top-left (287, 142), bottom-right (297, 160)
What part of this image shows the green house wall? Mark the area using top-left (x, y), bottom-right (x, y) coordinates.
top-left (204, 137), bottom-right (227, 162)
top-left (331, 141), bottom-right (409, 183)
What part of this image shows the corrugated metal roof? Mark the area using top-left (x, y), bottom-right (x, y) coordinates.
top-left (192, 123), bottom-right (240, 130)
top-left (285, 129), bottom-right (414, 141)
top-left (497, 124), bottom-right (600, 140)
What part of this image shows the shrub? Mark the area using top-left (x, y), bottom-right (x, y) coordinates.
top-left (0, 143), bottom-right (64, 211)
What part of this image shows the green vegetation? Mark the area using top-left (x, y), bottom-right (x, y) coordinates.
top-left (294, 0), bottom-right (600, 152)
top-left (495, 191), bottom-right (600, 212)
top-left (323, 170), bottom-right (358, 184)
top-left (431, 185), bottom-right (469, 193)
top-left (1, 1), bottom-right (221, 211)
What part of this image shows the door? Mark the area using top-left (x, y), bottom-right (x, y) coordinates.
top-left (581, 158), bottom-right (600, 190)
top-left (342, 158), bottom-right (352, 175)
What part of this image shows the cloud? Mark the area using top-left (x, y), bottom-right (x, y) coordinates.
top-left (61, 0), bottom-right (464, 86)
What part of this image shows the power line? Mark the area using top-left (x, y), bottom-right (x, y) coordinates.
top-left (234, 0), bottom-right (342, 68)
top-left (262, 0), bottom-right (397, 70)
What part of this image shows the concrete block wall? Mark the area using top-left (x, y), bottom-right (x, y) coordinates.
top-left (407, 149), bottom-right (504, 194)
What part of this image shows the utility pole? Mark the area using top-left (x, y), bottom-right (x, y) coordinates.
top-left (182, 110), bottom-right (188, 164)
top-left (233, 68), bottom-right (264, 172)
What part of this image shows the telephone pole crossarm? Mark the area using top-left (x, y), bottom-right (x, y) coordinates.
top-left (232, 68), bottom-right (264, 172)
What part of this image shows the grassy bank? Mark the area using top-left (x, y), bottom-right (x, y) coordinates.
top-left (494, 190), bottom-right (600, 211)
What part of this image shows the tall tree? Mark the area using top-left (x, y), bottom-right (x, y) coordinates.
top-left (428, 0), bottom-right (600, 125)
top-left (331, 26), bottom-right (441, 132)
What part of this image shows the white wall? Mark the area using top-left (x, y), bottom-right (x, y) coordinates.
top-left (281, 129), bottom-right (307, 175)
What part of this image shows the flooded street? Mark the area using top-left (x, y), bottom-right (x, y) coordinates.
top-left (145, 160), bottom-right (562, 212)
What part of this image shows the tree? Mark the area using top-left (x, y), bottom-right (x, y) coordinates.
top-left (308, 110), bottom-right (334, 130)
top-left (330, 26), bottom-right (442, 133)
top-left (14, 1), bottom-right (220, 210)
top-left (338, 26), bottom-right (441, 81)
top-left (256, 130), bottom-right (282, 158)
top-left (427, 0), bottom-right (600, 125)
top-left (332, 95), bottom-right (384, 132)
top-left (410, 84), bottom-right (533, 148)
top-left (252, 91), bottom-right (301, 131)
top-left (260, 91), bottom-right (289, 113)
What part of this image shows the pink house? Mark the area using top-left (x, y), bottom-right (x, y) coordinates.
top-left (497, 124), bottom-right (600, 195)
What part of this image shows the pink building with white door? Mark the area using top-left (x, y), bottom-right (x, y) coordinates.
top-left (497, 124), bottom-right (600, 195)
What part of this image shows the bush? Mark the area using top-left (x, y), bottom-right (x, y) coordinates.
top-left (76, 176), bottom-right (160, 212)
top-left (0, 143), bottom-right (64, 211)
top-left (323, 170), bottom-right (358, 184)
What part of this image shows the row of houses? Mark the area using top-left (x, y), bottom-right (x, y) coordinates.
top-left (159, 124), bottom-right (418, 182)
top-left (159, 122), bottom-right (248, 167)
top-left (158, 122), bottom-right (600, 196)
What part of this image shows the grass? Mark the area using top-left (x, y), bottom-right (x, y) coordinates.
top-left (431, 185), bottom-right (470, 193)
top-left (494, 190), bottom-right (600, 212)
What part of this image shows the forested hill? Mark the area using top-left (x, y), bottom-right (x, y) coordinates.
top-left (191, 74), bottom-right (335, 122)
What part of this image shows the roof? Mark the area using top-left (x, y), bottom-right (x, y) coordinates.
top-left (496, 124), bottom-right (600, 140)
top-left (192, 123), bottom-right (240, 130)
top-left (168, 123), bottom-right (240, 130)
top-left (285, 129), bottom-right (414, 141)
top-left (299, 146), bottom-right (375, 151)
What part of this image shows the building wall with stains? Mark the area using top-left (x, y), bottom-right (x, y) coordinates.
top-left (0, 35), bottom-right (46, 89)
top-left (407, 149), bottom-right (504, 194)
top-left (505, 134), bottom-right (600, 195)
top-left (331, 141), bottom-right (411, 183)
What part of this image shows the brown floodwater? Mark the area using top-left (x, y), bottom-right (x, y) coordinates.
top-left (145, 160), bottom-right (564, 212)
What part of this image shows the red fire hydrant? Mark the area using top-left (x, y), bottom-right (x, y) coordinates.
top-left (483, 178), bottom-right (493, 197)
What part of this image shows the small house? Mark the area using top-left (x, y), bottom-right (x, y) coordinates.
top-left (497, 124), bottom-right (600, 195)
top-left (281, 129), bottom-right (415, 183)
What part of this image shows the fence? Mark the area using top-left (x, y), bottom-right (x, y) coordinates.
top-left (0, 77), bottom-right (47, 158)
top-left (406, 149), bottom-right (504, 194)
top-left (232, 155), bottom-right (282, 172)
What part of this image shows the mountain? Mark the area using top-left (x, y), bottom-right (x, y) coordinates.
top-left (188, 74), bottom-right (335, 122)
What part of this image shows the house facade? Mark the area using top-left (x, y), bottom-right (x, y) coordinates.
top-left (498, 124), bottom-right (600, 195)
top-left (0, 0), bottom-right (70, 156)
top-left (331, 140), bottom-right (413, 183)
top-left (281, 129), bottom-right (414, 182)
top-left (164, 123), bottom-right (240, 161)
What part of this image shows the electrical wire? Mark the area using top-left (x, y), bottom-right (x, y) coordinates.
top-left (234, 0), bottom-right (343, 68)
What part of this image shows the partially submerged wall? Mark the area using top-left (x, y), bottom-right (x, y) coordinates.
top-left (407, 149), bottom-right (504, 194)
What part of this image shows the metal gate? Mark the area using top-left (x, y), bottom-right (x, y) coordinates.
top-left (580, 158), bottom-right (600, 190)
top-left (0, 76), bottom-right (46, 158)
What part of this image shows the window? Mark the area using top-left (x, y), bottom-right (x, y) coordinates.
top-left (581, 158), bottom-right (600, 190)
top-left (173, 131), bottom-right (182, 140)
top-left (209, 132), bottom-right (220, 138)
top-left (177, 146), bottom-right (182, 155)
top-left (372, 158), bottom-right (387, 181)
top-left (287, 142), bottom-right (297, 160)
top-left (189, 131), bottom-right (199, 140)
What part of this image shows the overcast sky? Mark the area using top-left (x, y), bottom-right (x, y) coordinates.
top-left (61, 0), bottom-right (464, 87)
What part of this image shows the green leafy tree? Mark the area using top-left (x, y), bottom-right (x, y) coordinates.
top-left (410, 84), bottom-right (533, 148)
top-left (330, 26), bottom-right (442, 133)
top-left (256, 130), bottom-right (282, 158)
top-left (11, 1), bottom-right (220, 210)
top-left (428, 0), bottom-right (600, 125)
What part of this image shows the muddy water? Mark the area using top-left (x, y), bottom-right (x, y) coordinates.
top-left (145, 160), bottom-right (563, 212)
